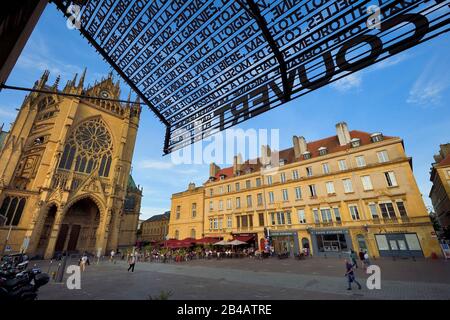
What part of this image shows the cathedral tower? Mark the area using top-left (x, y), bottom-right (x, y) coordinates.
top-left (0, 70), bottom-right (141, 258)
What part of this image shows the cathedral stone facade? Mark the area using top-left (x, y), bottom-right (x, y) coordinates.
top-left (0, 69), bottom-right (142, 258)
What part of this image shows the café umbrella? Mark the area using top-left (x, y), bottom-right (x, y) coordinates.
top-left (213, 240), bottom-right (229, 246)
top-left (228, 240), bottom-right (247, 246)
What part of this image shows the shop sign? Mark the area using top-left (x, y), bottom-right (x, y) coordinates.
top-left (310, 229), bottom-right (349, 235)
top-left (271, 231), bottom-right (295, 237)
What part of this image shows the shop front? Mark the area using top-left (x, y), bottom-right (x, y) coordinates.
top-left (375, 232), bottom-right (424, 257)
top-left (270, 231), bottom-right (299, 256)
top-left (310, 228), bottom-right (353, 257)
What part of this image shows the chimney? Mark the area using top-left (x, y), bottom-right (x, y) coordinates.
top-left (336, 122), bottom-right (351, 146)
top-left (293, 136), bottom-right (308, 158)
top-left (261, 145), bottom-right (271, 166)
top-left (209, 162), bottom-right (220, 178)
top-left (233, 153), bottom-right (243, 175)
top-left (440, 143), bottom-right (450, 158)
top-left (188, 182), bottom-right (196, 190)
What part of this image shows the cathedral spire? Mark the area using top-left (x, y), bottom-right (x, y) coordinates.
top-left (78, 67), bottom-right (87, 89)
top-left (72, 72), bottom-right (78, 86)
top-left (35, 69), bottom-right (50, 89)
top-left (52, 75), bottom-right (61, 90)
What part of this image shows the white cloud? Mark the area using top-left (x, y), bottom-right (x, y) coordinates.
top-left (140, 206), bottom-right (170, 220)
top-left (407, 56), bottom-right (450, 106)
top-left (331, 73), bottom-right (362, 92)
top-left (138, 159), bottom-right (175, 170)
top-left (370, 53), bottom-right (410, 71)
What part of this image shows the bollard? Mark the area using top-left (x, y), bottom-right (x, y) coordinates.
top-left (47, 259), bottom-right (53, 274)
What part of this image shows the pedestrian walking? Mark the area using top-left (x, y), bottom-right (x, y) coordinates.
top-left (127, 253), bottom-right (136, 272)
top-left (350, 249), bottom-right (358, 268)
top-left (344, 259), bottom-right (362, 290)
top-left (110, 249), bottom-right (115, 263)
top-left (80, 253), bottom-right (88, 272)
top-left (358, 249), bottom-right (365, 262)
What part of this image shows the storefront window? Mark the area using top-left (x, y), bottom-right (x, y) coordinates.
top-left (375, 235), bottom-right (389, 250)
top-left (405, 234), bottom-right (421, 250)
top-left (316, 234), bottom-right (348, 252)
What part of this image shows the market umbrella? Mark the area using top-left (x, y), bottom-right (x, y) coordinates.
top-left (228, 240), bottom-right (247, 246)
top-left (213, 240), bottom-right (229, 246)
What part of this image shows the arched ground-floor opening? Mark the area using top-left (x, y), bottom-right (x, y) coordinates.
top-left (52, 197), bottom-right (100, 257)
top-left (35, 204), bottom-right (57, 257)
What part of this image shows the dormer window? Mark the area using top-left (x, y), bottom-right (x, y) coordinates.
top-left (371, 133), bottom-right (383, 142)
top-left (279, 159), bottom-right (286, 166)
top-left (303, 151), bottom-right (311, 160)
top-left (209, 177), bottom-right (216, 182)
top-left (351, 138), bottom-right (361, 148)
top-left (245, 168), bottom-right (252, 174)
top-left (220, 174), bottom-right (226, 180)
top-left (318, 147), bottom-right (327, 156)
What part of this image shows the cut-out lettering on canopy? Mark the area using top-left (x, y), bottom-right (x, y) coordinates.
top-left (54, 0), bottom-right (450, 154)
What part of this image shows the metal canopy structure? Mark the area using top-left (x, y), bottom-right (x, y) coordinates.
top-left (52, 0), bottom-right (450, 154)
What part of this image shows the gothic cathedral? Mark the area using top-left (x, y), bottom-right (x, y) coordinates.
top-left (0, 69), bottom-right (142, 258)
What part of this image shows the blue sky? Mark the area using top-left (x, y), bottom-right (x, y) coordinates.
top-left (0, 5), bottom-right (449, 219)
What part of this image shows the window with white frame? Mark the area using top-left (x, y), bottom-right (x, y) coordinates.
top-left (338, 159), bottom-right (347, 171)
top-left (235, 182), bottom-right (240, 191)
top-left (306, 166), bottom-right (313, 177)
top-left (297, 209), bottom-right (306, 223)
top-left (227, 216), bottom-right (232, 228)
top-left (320, 208), bottom-right (333, 223)
top-left (218, 218), bottom-right (223, 229)
top-left (348, 205), bottom-right (360, 220)
top-left (270, 212), bottom-right (276, 225)
top-left (236, 197), bottom-right (241, 208)
top-left (322, 163), bottom-right (330, 174)
top-left (343, 179), bottom-right (353, 193)
top-left (309, 184), bottom-right (317, 197)
top-left (379, 202), bottom-right (396, 219)
top-left (227, 184), bottom-right (231, 193)
top-left (385, 171), bottom-right (398, 187)
top-left (219, 186), bottom-right (223, 194)
top-left (213, 218), bottom-right (218, 229)
top-left (267, 175), bottom-right (273, 185)
top-left (361, 175), bottom-right (373, 191)
top-left (396, 200), bottom-right (408, 217)
top-left (368, 203), bottom-right (379, 219)
top-left (377, 150), bottom-right (389, 163)
top-left (209, 201), bottom-right (213, 211)
top-left (280, 172), bottom-right (286, 183)
top-left (176, 205), bottom-right (181, 219)
top-left (295, 187), bottom-right (302, 200)
top-left (246, 180), bottom-right (251, 189)
top-left (227, 199), bottom-right (232, 210)
top-left (313, 209), bottom-right (320, 223)
top-left (276, 212), bottom-right (286, 225)
top-left (355, 155), bottom-right (366, 167)
top-left (257, 193), bottom-right (263, 206)
top-left (268, 191), bottom-right (274, 203)
top-left (333, 207), bottom-right (342, 222)
top-left (192, 203), bottom-right (197, 218)
top-left (292, 170), bottom-right (299, 180)
top-left (282, 189), bottom-right (289, 201)
top-left (286, 211), bottom-right (292, 225)
top-left (256, 178), bottom-right (261, 187)
top-left (325, 181), bottom-right (335, 194)
top-left (219, 200), bottom-right (223, 211)
top-left (246, 195), bottom-right (252, 207)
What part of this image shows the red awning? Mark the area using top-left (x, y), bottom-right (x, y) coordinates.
top-left (232, 235), bottom-right (255, 243)
top-left (195, 237), bottom-right (222, 245)
top-left (161, 238), bottom-right (195, 249)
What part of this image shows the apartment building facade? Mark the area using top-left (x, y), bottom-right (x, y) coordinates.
top-left (168, 123), bottom-right (441, 258)
top-left (430, 143), bottom-right (450, 229)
